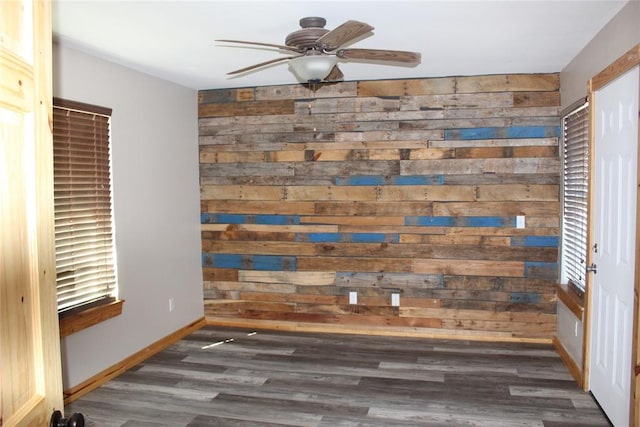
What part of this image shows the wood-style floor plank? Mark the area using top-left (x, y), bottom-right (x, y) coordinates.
top-left (66, 326), bottom-right (611, 426)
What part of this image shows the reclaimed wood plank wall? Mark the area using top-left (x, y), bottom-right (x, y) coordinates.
top-left (198, 74), bottom-right (560, 341)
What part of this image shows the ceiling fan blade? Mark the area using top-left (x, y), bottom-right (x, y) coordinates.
top-left (325, 65), bottom-right (344, 82)
top-left (227, 55), bottom-right (302, 75)
top-left (336, 48), bottom-right (421, 64)
top-left (216, 39), bottom-right (302, 53)
top-left (315, 20), bottom-right (374, 51)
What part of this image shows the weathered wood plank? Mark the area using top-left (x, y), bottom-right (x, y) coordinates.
top-left (400, 158), bottom-right (559, 175)
top-left (429, 137), bottom-right (558, 148)
top-left (453, 146), bottom-right (558, 159)
top-left (204, 200), bottom-right (316, 215)
top-left (431, 201), bottom-right (559, 216)
top-left (202, 267), bottom-right (238, 282)
top-left (475, 184), bottom-right (559, 201)
top-left (197, 73), bottom-right (562, 339)
top-left (513, 91), bottom-right (560, 107)
top-left (205, 280), bottom-right (297, 294)
top-left (203, 229), bottom-right (295, 242)
top-left (443, 276), bottom-right (557, 293)
top-left (334, 129), bottom-right (444, 142)
top-left (407, 148), bottom-right (455, 160)
top-left (294, 160), bottom-right (400, 176)
top-left (380, 185), bottom-right (477, 202)
top-left (334, 272), bottom-right (444, 289)
top-left (198, 99), bottom-right (295, 118)
top-left (358, 77), bottom-right (456, 97)
top-left (443, 106), bottom-right (560, 119)
top-left (455, 74), bottom-right (560, 93)
top-left (238, 271), bottom-right (336, 286)
top-left (200, 162), bottom-right (295, 177)
top-left (201, 224), bottom-right (339, 233)
top-left (198, 87), bottom-right (255, 104)
top-left (313, 243), bottom-right (557, 262)
top-left (442, 174), bottom-right (559, 185)
top-left (203, 240), bottom-right (316, 256)
top-left (255, 81), bottom-right (358, 100)
top-left (299, 216), bottom-right (405, 226)
top-left (400, 92), bottom-right (514, 110)
top-left (412, 259), bottom-right (524, 277)
top-left (297, 256), bottom-right (413, 273)
top-left (410, 235), bottom-right (512, 246)
top-left (294, 96), bottom-right (401, 114)
top-left (314, 202), bottom-right (434, 216)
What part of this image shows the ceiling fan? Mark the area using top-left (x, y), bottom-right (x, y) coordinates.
top-left (217, 17), bottom-right (421, 83)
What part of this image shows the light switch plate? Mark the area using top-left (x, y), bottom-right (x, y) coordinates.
top-left (391, 293), bottom-right (400, 307)
top-left (349, 291), bottom-right (357, 305)
top-left (516, 215), bottom-right (526, 229)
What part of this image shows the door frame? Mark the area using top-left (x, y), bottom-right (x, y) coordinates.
top-left (582, 43), bottom-right (640, 426)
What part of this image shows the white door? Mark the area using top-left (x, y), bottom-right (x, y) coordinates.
top-left (589, 65), bottom-right (640, 427)
top-left (0, 1), bottom-right (65, 425)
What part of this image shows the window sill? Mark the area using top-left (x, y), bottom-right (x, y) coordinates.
top-left (557, 284), bottom-right (584, 321)
top-left (59, 299), bottom-right (124, 338)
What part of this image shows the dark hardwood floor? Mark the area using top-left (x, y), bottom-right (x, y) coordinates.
top-left (66, 326), bottom-right (611, 426)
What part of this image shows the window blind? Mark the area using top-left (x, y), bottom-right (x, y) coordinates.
top-left (53, 98), bottom-right (117, 314)
top-left (560, 101), bottom-right (589, 293)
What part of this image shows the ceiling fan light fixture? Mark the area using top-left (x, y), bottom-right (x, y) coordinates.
top-left (289, 55), bottom-right (338, 82)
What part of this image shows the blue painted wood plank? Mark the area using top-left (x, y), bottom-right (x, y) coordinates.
top-left (512, 236), bottom-right (559, 247)
top-left (210, 253), bottom-right (242, 269)
top-left (462, 216), bottom-right (509, 227)
top-left (299, 233), bottom-right (399, 243)
top-left (201, 213), bottom-right (214, 224)
top-left (304, 233), bottom-right (342, 243)
top-left (351, 233), bottom-right (397, 243)
top-left (334, 175), bottom-right (446, 186)
top-left (201, 213), bottom-right (300, 225)
top-left (335, 176), bottom-right (385, 186)
top-left (445, 126), bottom-right (561, 140)
top-left (202, 253), bottom-right (216, 267)
top-left (253, 255), bottom-right (297, 271)
top-left (445, 127), bottom-right (496, 140)
top-left (214, 213), bottom-right (247, 224)
top-left (204, 253), bottom-right (297, 271)
top-left (507, 126), bottom-right (560, 138)
top-left (254, 215), bottom-right (300, 225)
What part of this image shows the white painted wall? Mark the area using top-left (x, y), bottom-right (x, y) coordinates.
top-left (557, 0), bottom-right (640, 370)
top-left (53, 43), bottom-right (204, 389)
top-left (560, 0), bottom-right (640, 110)
top-left (556, 302), bottom-right (583, 368)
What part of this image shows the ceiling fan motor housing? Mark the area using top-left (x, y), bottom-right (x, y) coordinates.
top-left (285, 17), bottom-right (329, 50)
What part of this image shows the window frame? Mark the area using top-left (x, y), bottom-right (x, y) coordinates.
top-left (52, 98), bottom-right (122, 336)
top-left (559, 98), bottom-right (590, 298)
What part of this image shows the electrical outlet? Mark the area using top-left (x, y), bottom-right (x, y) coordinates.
top-left (169, 297), bottom-right (175, 312)
top-left (516, 215), bottom-right (526, 229)
top-left (391, 293), bottom-right (400, 307)
top-left (349, 291), bottom-right (357, 305)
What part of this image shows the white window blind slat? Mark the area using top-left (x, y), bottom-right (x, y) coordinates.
top-left (560, 101), bottom-right (589, 293)
top-left (53, 98), bottom-right (117, 315)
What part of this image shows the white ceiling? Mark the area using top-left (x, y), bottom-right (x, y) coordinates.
top-left (52, 0), bottom-right (629, 91)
